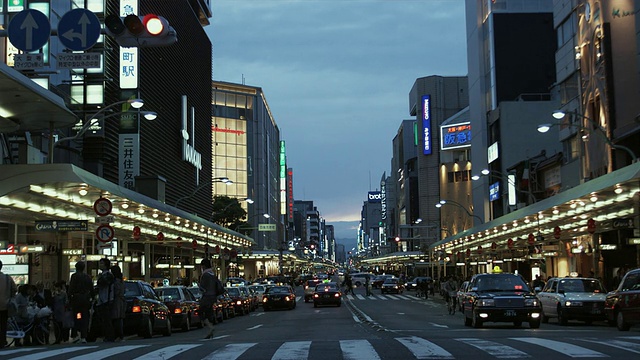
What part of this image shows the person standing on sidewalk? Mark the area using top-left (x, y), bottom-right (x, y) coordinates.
top-left (110, 265), bottom-right (126, 342)
top-left (68, 261), bottom-right (93, 343)
top-left (199, 258), bottom-right (224, 339)
top-left (96, 258), bottom-right (115, 342)
top-left (0, 260), bottom-right (18, 348)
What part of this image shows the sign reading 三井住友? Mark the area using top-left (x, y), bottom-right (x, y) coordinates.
top-left (422, 95), bottom-right (432, 155)
top-left (258, 224), bottom-right (277, 231)
top-left (35, 220), bottom-right (88, 232)
top-left (441, 122), bottom-right (471, 150)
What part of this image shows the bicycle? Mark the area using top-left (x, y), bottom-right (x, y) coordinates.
top-left (446, 292), bottom-right (457, 315)
top-left (6, 313), bottom-right (61, 347)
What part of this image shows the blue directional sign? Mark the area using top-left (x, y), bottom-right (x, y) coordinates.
top-left (7, 9), bottom-right (51, 52)
top-left (58, 9), bottom-right (101, 51)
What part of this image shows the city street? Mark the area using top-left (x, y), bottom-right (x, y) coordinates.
top-left (2, 284), bottom-right (640, 360)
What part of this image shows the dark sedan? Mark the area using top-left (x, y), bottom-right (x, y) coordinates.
top-left (381, 278), bottom-right (404, 294)
top-left (263, 285), bottom-right (297, 311)
top-left (313, 282), bottom-right (341, 307)
top-left (461, 273), bottom-right (542, 329)
top-left (155, 286), bottom-right (203, 331)
top-left (87, 280), bottom-right (171, 339)
top-left (226, 286), bottom-right (251, 315)
top-left (605, 268), bottom-right (640, 331)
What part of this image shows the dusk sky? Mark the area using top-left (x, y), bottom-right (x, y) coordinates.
top-left (207, 0), bottom-right (467, 236)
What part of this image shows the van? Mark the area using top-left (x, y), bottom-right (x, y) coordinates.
top-left (349, 273), bottom-right (375, 287)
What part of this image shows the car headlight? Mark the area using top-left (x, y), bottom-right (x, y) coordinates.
top-left (478, 299), bottom-right (495, 307)
top-left (524, 298), bottom-right (539, 307)
top-left (565, 300), bottom-right (583, 307)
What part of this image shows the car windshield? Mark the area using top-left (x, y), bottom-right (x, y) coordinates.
top-left (383, 279), bottom-right (398, 284)
top-left (558, 279), bottom-right (605, 293)
top-left (226, 288), bottom-right (240, 296)
top-left (250, 286), bottom-right (265, 292)
top-left (155, 288), bottom-right (180, 301)
top-left (268, 287), bottom-right (290, 294)
top-left (476, 275), bottom-right (529, 292)
top-left (124, 282), bottom-right (142, 297)
top-left (316, 284), bottom-right (338, 291)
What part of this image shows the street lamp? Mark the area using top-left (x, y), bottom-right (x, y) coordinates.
top-left (50, 98), bottom-right (155, 163)
top-left (471, 168), bottom-right (536, 204)
top-left (538, 110), bottom-right (637, 162)
top-left (435, 199), bottom-right (484, 224)
top-left (173, 177), bottom-right (233, 209)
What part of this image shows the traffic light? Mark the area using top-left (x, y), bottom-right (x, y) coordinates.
top-left (395, 236), bottom-right (400, 242)
top-left (105, 14), bottom-right (177, 47)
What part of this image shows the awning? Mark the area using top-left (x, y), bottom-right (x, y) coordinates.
top-left (431, 161), bottom-right (640, 253)
top-left (0, 62), bottom-right (78, 132)
top-left (0, 163), bottom-right (254, 249)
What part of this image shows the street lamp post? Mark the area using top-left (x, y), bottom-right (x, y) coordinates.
top-left (173, 177), bottom-right (232, 209)
top-left (435, 199), bottom-right (484, 224)
top-left (538, 110), bottom-right (637, 163)
top-left (50, 98), bottom-right (156, 163)
top-left (471, 168), bottom-right (537, 205)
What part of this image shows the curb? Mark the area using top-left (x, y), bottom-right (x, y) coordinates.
top-left (345, 298), bottom-right (387, 332)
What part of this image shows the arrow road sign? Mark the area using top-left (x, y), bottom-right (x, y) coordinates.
top-left (58, 9), bottom-right (100, 51)
top-left (7, 9), bottom-right (51, 52)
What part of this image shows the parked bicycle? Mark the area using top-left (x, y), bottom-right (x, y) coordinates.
top-left (5, 313), bottom-right (61, 347)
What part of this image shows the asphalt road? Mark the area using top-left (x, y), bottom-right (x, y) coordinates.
top-left (2, 283), bottom-right (640, 359)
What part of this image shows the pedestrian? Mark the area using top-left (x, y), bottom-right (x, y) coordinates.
top-left (0, 260), bottom-right (18, 348)
top-left (68, 261), bottom-right (93, 344)
top-left (14, 285), bottom-right (32, 346)
top-left (110, 265), bottom-right (125, 342)
top-left (33, 281), bottom-right (53, 309)
top-left (199, 258), bottom-right (224, 339)
top-left (365, 276), bottom-right (372, 296)
top-left (343, 274), bottom-right (353, 295)
top-left (51, 280), bottom-right (70, 344)
top-left (96, 258), bottom-right (115, 342)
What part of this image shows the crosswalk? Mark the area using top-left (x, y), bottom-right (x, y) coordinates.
top-left (2, 336), bottom-right (640, 359)
top-left (342, 293), bottom-right (425, 301)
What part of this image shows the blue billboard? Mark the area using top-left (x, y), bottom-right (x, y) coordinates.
top-left (422, 95), bottom-right (432, 155)
top-left (368, 191), bottom-right (382, 203)
top-left (489, 182), bottom-right (500, 201)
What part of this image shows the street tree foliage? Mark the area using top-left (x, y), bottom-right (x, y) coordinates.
top-left (210, 195), bottom-right (250, 234)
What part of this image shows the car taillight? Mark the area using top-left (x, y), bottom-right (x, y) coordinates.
top-left (132, 305), bottom-right (142, 313)
top-left (174, 308), bottom-right (182, 314)
top-left (76, 312), bottom-right (82, 319)
top-left (313, 294), bottom-right (319, 298)
top-left (305, 286), bottom-right (308, 289)
top-left (334, 293), bottom-right (341, 298)
top-left (236, 300), bottom-right (242, 305)
top-left (262, 297), bottom-right (268, 303)
top-left (285, 296), bottom-right (291, 301)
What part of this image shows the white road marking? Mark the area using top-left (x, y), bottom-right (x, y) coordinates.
top-left (374, 295), bottom-right (388, 300)
top-left (10, 346), bottom-right (98, 360)
top-left (68, 345), bottom-right (149, 360)
top-left (396, 295), bottom-right (412, 300)
top-left (133, 344), bottom-right (202, 360)
top-left (340, 339), bottom-right (381, 360)
top-left (578, 338), bottom-right (640, 354)
top-left (0, 348), bottom-right (40, 356)
top-left (356, 294), bottom-right (366, 300)
top-left (396, 336), bottom-right (453, 359)
top-left (247, 324), bottom-right (263, 330)
top-left (429, 322), bottom-right (448, 328)
top-left (202, 343), bottom-right (257, 360)
top-left (271, 341), bottom-right (312, 360)
top-left (511, 338), bottom-right (607, 358)
top-left (201, 334), bottom-right (231, 341)
top-left (457, 338), bottom-right (530, 358)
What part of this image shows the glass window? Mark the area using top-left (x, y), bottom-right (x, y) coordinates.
top-left (621, 272), bottom-right (640, 291)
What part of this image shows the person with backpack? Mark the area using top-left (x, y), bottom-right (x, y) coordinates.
top-left (199, 258), bottom-right (224, 339)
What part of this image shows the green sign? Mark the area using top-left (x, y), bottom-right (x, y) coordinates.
top-left (258, 224), bottom-right (277, 231)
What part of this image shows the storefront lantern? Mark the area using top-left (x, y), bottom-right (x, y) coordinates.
top-left (192, 239), bottom-right (197, 249)
top-left (507, 238), bottom-right (514, 249)
top-left (490, 242), bottom-right (497, 250)
top-left (466, 248), bottom-right (471, 257)
top-left (157, 232), bottom-right (164, 243)
top-left (528, 233), bottom-right (535, 245)
top-left (553, 226), bottom-right (561, 239)
top-left (215, 245), bottom-right (220, 254)
top-left (476, 245), bottom-right (483, 255)
top-left (587, 218), bottom-right (596, 234)
top-left (177, 237), bottom-right (182, 248)
top-left (133, 226), bottom-right (141, 240)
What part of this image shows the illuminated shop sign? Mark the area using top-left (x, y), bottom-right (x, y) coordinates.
top-left (422, 95), bottom-right (432, 155)
top-left (368, 191), bottom-right (382, 203)
top-left (440, 122), bottom-right (471, 150)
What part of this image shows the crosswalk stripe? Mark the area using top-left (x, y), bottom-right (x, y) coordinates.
top-left (396, 336), bottom-right (453, 359)
top-left (578, 338), bottom-right (640, 354)
top-left (405, 295), bottom-right (421, 300)
top-left (340, 340), bottom-right (381, 360)
top-left (346, 294), bottom-right (355, 300)
top-left (396, 295), bottom-right (412, 300)
top-left (387, 295), bottom-right (402, 300)
top-left (356, 294), bottom-right (366, 300)
top-left (133, 344), bottom-right (202, 360)
top-left (202, 343), bottom-right (257, 360)
top-left (511, 338), bottom-right (606, 358)
top-left (373, 295), bottom-right (388, 300)
top-left (271, 341), bottom-right (312, 360)
top-left (456, 338), bottom-right (530, 358)
top-left (68, 345), bottom-right (149, 360)
top-left (0, 348), bottom-right (39, 356)
top-left (9, 346), bottom-right (98, 360)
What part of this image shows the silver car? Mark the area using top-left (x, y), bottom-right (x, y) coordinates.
top-left (537, 277), bottom-right (607, 325)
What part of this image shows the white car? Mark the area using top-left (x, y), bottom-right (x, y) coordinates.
top-left (536, 277), bottom-right (607, 325)
top-left (349, 273), bottom-right (375, 287)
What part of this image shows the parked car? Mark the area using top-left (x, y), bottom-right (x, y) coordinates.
top-left (457, 281), bottom-right (470, 312)
top-left (605, 268), bottom-right (640, 331)
top-left (217, 292), bottom-right (236, 319)
top-left (380, 278), bottom-right (404, 294)
top-left (313, 282), bottom-right (342, 307)
top-left (372, 275), bottom-right (396, 289)
top-left (405, 276), bottom-right (431, 291)
top-left (100, 280), bottom-right (172, 339)
top-left (248, 284), bottom-right (268, 306)
top-left (225, 277), bottom-right (248, 287)
top-left (239, 286), bottom-right (259, 311)
top-left (537, 277), bottom-right (607, 325)
top-left (461, 273), bottom-right (542, 329)
top-left (262, 285), bottom-right (297, 311)
top-left (155, 285), bottom-right (203, 331)
top-left (304, 279), bottom-right (322, 302)
top-left (187, 286), bottom-right (225, 324)
top-left (225, 286), bottom-right (251, 315)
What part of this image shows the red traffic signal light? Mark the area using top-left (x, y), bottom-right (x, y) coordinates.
top-left (105, 13), bottom-right (177, 47)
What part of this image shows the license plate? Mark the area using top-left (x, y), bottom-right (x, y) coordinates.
top-left (591, 309), bottom-right (601, 314)
top-left (324, 295), bottom-right (330, 298)
top-left (504, 310), bottom-right (517, 317)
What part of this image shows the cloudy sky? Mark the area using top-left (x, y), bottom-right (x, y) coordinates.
top-left (206, 0), bottom-right (467, 233)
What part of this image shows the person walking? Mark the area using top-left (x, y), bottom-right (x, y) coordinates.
top-left (365, 276), bottom-right (372, 296)
top-left (51, 280), bottom-right (70, 344)
top-left (68, 261), bottom-right (93, 344)
top-left (96, 258), bottom-right (115, 342)
top-left (199, 258), bottom-right (224, 339)
top-left (0, 260), bottom-right (18, 348)
top-left (343, 274), bottom-right (353, 295)
top-left (110, 265), bottom-right (126, 342)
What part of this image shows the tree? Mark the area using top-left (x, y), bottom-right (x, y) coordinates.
top-left (210, 196), bottom-right (248, 232)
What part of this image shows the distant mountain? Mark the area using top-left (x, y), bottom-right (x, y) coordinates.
top-left (330, 220), bottom-right (358, 251)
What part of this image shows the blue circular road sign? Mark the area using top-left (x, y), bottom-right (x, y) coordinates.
top-left (58, 9), bottom-right (101, 51)
top-left (7, 9), bottom-right (51, 52)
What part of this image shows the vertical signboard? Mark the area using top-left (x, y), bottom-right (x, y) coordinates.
top-left (422, 95), bottom-right (432, 155)
top-left (279, 141), bottom-right (287, 215)
top-left (287, 168), bottom-right (294, 222)
top-left (119, 0), bottom-right (138, 89)
top-left (119, 97), bottom-right (140, 189)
